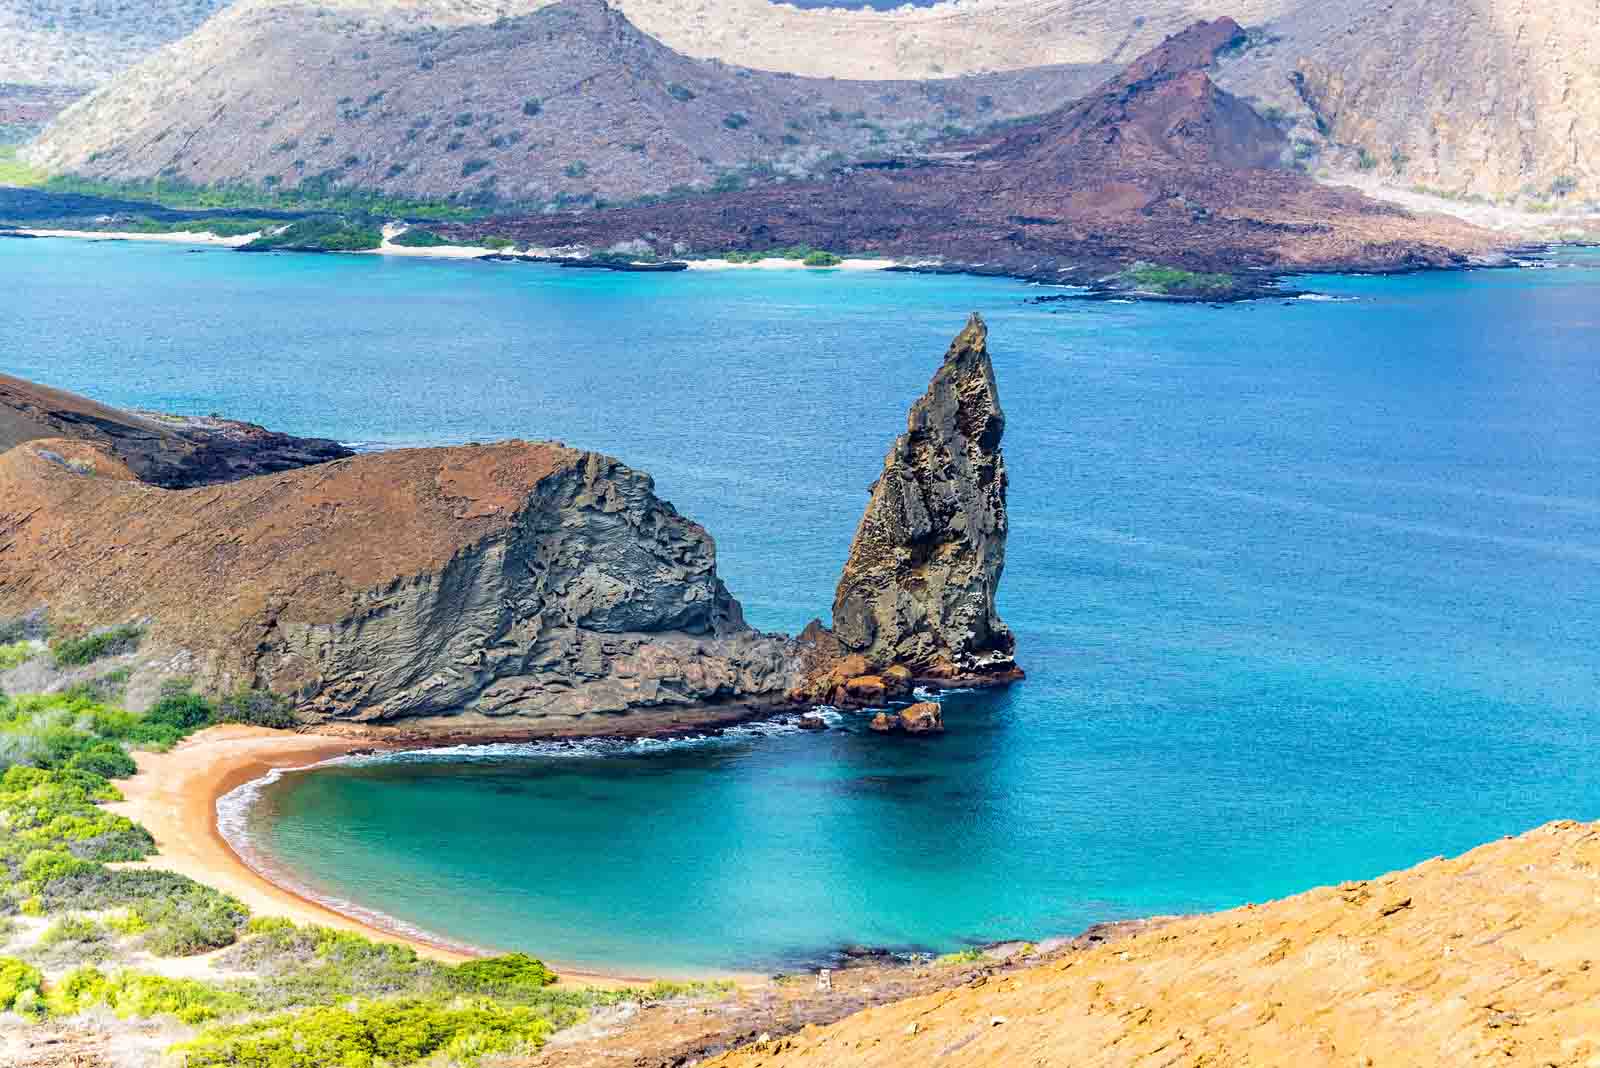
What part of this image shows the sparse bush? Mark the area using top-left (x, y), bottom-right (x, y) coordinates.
top-left (523, 98), bottom-right (543, 117)
top-left (0, 957), bottom-right (44, 1014)
top-left (665, 83), bottom-right (695, 103)
top-left (214, 690), bottom-right (298, 729)
top-left (50, 624), bottom-right (144, 667)
top-left (1356, 147), bottom-right (1378, 171)
top-left (564, 161), bottom-right (589, 179)
top-left (449, 953), bottom-right (557, 996)
top-left (389, 228), bottom-right (450, 248)
top-left (462, 158), bottom-right (492, 178)
top-left (723, 112), bottom-right (749, 130)
top-left (0, 642), bottom-right (32, 672)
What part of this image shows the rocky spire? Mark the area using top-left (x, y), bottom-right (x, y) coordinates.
top-left (829, 313), bottom-right (1018, 684)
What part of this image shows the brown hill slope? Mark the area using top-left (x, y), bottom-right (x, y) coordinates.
top-left (706, 819), bottom-right (1600, 1068)
top-left (23, 0), bottom-right (1111, 205)
top-left (439, 20), bottom-right (1503, 287)
top-left (0, 435), bottom-right (796, 723)
top-left (0, 373), bottom-right (350, 488)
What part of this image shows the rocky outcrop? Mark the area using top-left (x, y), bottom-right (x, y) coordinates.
top-left (0, 373), bottom-right (351, 489)
top-left (793, 314), bottom-right (1019, 708)
top-left (831, 313), bottom-right (1017, 684)
top-left (0, 437), bottom-right (795, 725)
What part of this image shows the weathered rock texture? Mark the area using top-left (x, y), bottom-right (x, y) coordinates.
top-left (0, 373), bottom-right (352, 489)
top-left (0, 438), bottom-right (794, 724)
top-left (833, 313), bottom-right (1015, 683)
top-left (708, 819), bottom-right (1600, 1068)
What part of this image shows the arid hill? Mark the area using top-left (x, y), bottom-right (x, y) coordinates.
top-left (437, 20), bottom-right (1504, 287)
top-left (23, 0), bottom-right (1111, 204)
top-left (12, 0), bottom-right (1595, 202)
top-left (0, 373), bottom-right (350, 488)
top-left (705, 819), bottom-right (1600, 1068)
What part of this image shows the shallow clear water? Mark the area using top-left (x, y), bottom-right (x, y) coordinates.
top-left (8, 239), bottom-right (1600, 972)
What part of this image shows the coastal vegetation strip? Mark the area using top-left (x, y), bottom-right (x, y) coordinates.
top-left (0, 682), bottom-right (730, 1065)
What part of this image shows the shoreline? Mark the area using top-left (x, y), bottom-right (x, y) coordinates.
top-left (107, 705), bottom-right (820, 986)
top-left (109, 724), bottom-right (746, 988)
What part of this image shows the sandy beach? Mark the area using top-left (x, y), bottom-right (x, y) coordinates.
top-left (16, 227), bottom-right (258, 246)
top-left (105, 723), bottom-right (756, 987)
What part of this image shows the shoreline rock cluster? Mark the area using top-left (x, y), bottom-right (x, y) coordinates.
top-left (0, 316), bottom-right (1021, 729)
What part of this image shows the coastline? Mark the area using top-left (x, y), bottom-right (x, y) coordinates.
top-left (106, 711), bottom-right (808, 987)
top-left (107, 725), bottom-right (694, 988)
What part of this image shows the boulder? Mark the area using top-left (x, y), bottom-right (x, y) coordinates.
top-left (798, 712), bottom-right (830, 731)
top-left (844, 675), bottom-right (889, 702)
top-left (899, 702), bottom-right (944, 734)
top-left (869, 712), bottom-right (896, 732)
top-left (882, 664), bottom-right (914, 697)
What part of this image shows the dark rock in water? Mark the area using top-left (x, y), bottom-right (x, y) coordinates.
top-left (799, 313), bottom-right (1020, 705)
top-left (0, 373), bottom-right (352, 489)
top-left (898, 701), bottom-right (944, 734)
top-left (798, 712), bottom-right (830, 731)
top-left (869, 712), bottom-right (895, 732)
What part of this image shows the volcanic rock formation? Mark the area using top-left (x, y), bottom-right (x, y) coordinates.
top-left (0, 437), bottom-right (794, 725)
top-left (0, 316), bottom-right (1015, 724)
top-left (796, 314), bottom-right (1019, 707)
top-left (0, 373), bottom-right (352, 488)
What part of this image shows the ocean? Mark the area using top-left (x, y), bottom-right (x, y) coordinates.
top-left (8, 237), bottom-right (1600, 972)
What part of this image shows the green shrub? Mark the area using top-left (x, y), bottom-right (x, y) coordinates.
top-left (0, 642), bottom-right (34, 671)
top-left (174, 999), bottom-right (566, 1067)
top-left (143, 690), bottom-right (214, 733)
top-left (242, 218), bottom-right (383, 252)
top-left (0, 957), bottom-right (44, 1014)
top-left (481, 236), bottom-right (515, 250)
top-left (802, 250), bottom-right (843, 267)
top-left (665, 83), bottom-right (695, 103)
top-left (522, 98), bottom-right (543, 117)
top-left (1120, 263), bottom-right (1236, 296)
top-left (935, 947), bottom-right (988, 965)
top-left (722, 112), bottom-right (749, 130)
top-left (50, 624), bottom-right (144, 667)
top-left (449, 953), bottom-right (557, 996)
top-left (65, 741), bottom-right (138, 779)
top-left (52, 966), bottom-right (251, 1023)
top-left (214, 690), bottom-right (299, 729)
top-left (389, 227), bottom-right (449, 248)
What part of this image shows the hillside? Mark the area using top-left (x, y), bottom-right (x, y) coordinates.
top-left (16, 0), bottom-right (1596, 204)
top-left (435, 20), bottom-right (1503, 288)
top-left (0, 0), bottom-right (230, 89)
top-left (22, 0), bottom-right (1111, 205)
top-left (705, 820), bottom-right (1600, 1068)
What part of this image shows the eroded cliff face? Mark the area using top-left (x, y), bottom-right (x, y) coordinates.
top-left (804, 313), bottom-right (1018, 702)
top-left (0, 438), bottom-right (795, 725)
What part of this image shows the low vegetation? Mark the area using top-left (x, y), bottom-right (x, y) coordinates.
top-left (0, 684), bottom-right (736, 1064)
top-left (241, 217), bottom-right (383, 252)
top-left (34, 173), bottom-right (485, 221)
top-left (0, 145), bottom-right (46, 188)
top-left (389, 227), bottom-right (451, 247)
top-left (720, 245), bottom-right (845, 265)
top-left (1119, 263), bottom-right (1237, 297)
top-left (49, 623), bottom-right (144, 667)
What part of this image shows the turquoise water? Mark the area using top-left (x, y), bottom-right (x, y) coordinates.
top-left (8, 239), bottom-right (1600, 972)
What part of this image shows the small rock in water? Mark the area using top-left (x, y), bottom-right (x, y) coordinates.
top-left (799, 712), bottom-right (829, 731)
top-left (899, 702), bottom-right (944, 733)
top-left (869, 712), bottom-right (896, 732)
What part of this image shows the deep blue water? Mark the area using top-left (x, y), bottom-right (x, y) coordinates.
top-left (7, 239), bottom-right (1600, 973)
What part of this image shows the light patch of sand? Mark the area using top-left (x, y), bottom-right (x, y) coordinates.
top-left (1327, 173), bottom-right (1600, 240)
top-left (16, 228), bottom-right (258, 246)
top-left (685, 257), bottom-right (897, 271)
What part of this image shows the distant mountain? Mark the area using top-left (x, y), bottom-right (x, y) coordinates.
top-left (432, 19), bottom-right (1503, 285)
top-left (14, 0), bottom-right (1591, 207)
top-left (23, 0), bottom-right (1111, 205)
